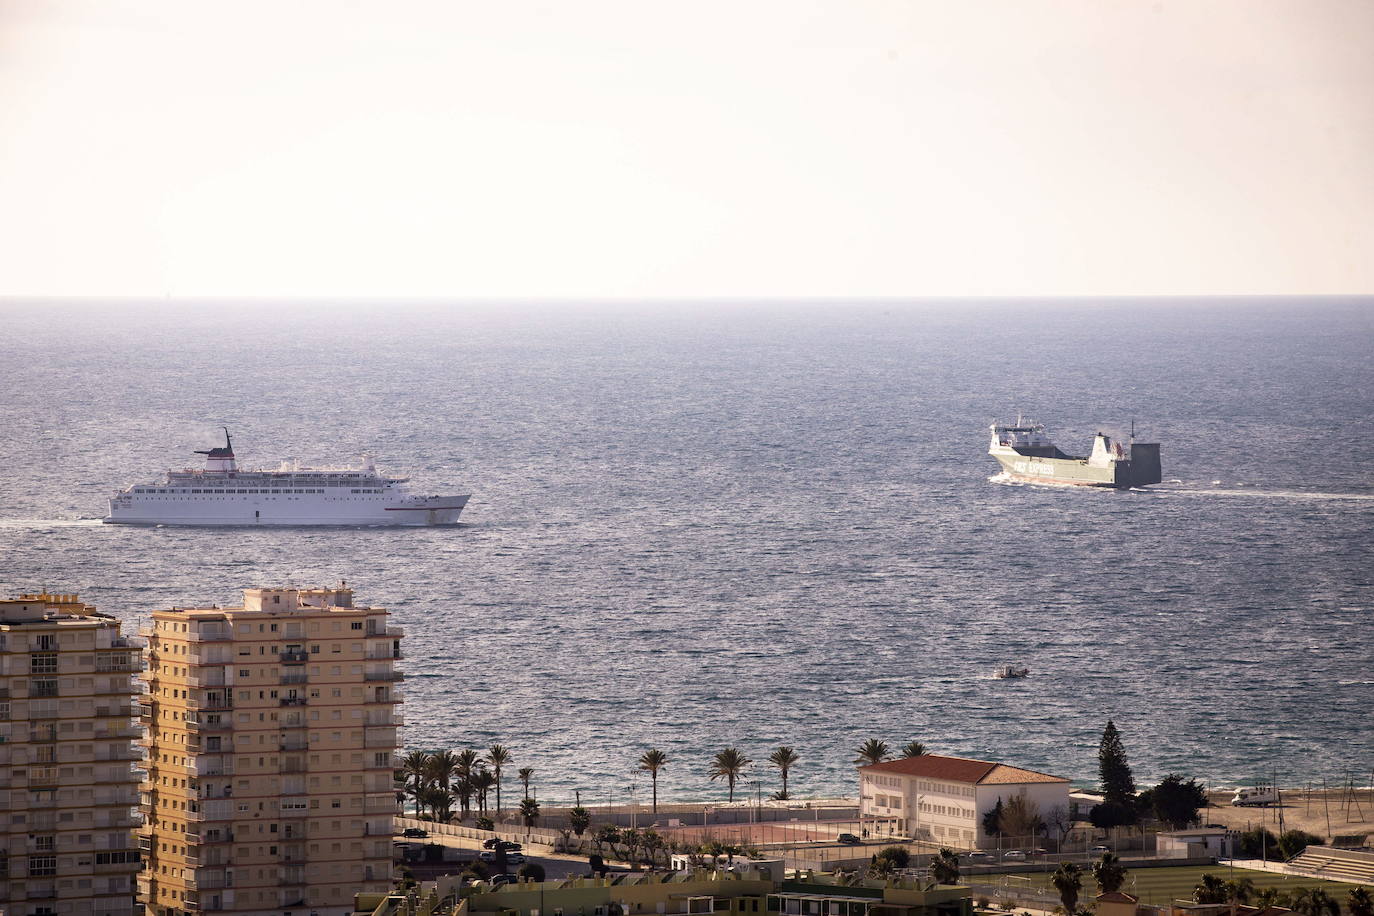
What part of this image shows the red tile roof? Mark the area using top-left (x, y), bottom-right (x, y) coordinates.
top-left (858, 754), bottom-right (1067, 785)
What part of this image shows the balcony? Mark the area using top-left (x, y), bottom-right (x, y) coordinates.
top-left (280, 671), bottom-right (308, 684)
top-left (187, 628), bottom-right (231, 642)
top-left (189, 694), bottom-right (232, 710)
top-left (364, 669), bottom-right (403, 682)
top-left (185, 716), bottom-right (232, 732)
top-left (366, 647), bottom-right (403, 660)
top-left (188, 669), bottom-right (227, 687)
top-left (185, 831), bottom-right (235, 845)
top-left (280, 650), bottom-right (309, 664)
top-left (279, 738), bottom-right (309, 752)
top-left (279, 697), bottom-right (307, 707)
top-left (363, 711), bottom-right (402, 727)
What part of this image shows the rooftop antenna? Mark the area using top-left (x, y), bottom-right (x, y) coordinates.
top-left (1130, 419), bottom-right (1136, 443)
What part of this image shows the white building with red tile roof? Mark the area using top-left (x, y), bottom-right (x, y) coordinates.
top-left (858, 753), bottom-right (1070, 849)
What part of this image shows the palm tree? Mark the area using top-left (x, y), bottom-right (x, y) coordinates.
top-left (1091, 851), bottom-right (1127, 894)
top-left (1255, 888), bottom-right (1291, 910)
top-left (639, 749), bottom-right (668, 813)
top-left (518, 767), bottom-right (534, 799)
top-left (426, 749), bottom-right (459, 819)
top-left (900, 741), bottom-right (927, 758)
top-left (853, 739), bottom-right (890, 766)
top-left (486, 744), bottom-right (511, 817)
top-left (519, 796), bottom-right (541, 831)
top-left (1052, 862), bottom-right (1083, 914)
top-left (1289, 889), bottom-right (1339, 916)
top-left (930, 847), bottom-right (960, 885)
top-left (767, 747), bottom-right (799, 800)
top-left (1347, 887), bottom-right (1374, 916)
top-left (420, 785), bottom-right (454, 822)
top-left (1193, 874), bottom-right (1227, 905)
top-left (1223, 878), bottom-right (1256, 910)
top-left (400, 750), bottom-right (431, 817)
top-left (455, 748), bottom-right (480, 819)
top-left (471, 767), bottom-right (496, 816)
top-left (569, 805), bottom-right (591, 837)
top-left (708, 748), bottom-right (752, 802)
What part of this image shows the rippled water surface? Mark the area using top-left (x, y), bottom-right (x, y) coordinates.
top-left (1, 299), bottom-right (1370, 802)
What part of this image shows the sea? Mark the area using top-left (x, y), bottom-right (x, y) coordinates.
top-left (1, 297), bottom-right (1371, 805)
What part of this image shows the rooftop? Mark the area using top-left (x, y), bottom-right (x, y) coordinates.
top-left (859, 754), bottom-right (1067, 785)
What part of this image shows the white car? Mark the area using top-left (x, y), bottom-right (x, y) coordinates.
top-left (1002, 850), bottom-right (1027, 862)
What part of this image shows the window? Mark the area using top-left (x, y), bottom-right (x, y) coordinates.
top-left (350, 622), bottom-right (363, 630)
top-left (30, 653), bottom-right (58, 674)
top-left (30, 855), bottom-right (57, 876)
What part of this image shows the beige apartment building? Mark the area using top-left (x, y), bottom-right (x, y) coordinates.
top-left (138, 586), bottom-right (401, 916)
top-left (0, 593), bottom-right (143, 916)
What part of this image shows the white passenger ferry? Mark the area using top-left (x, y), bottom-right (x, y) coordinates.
top-left (104, 430), bottom-right (470, 526)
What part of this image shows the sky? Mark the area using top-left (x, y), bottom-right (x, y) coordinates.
top-left (2, 1), bottom-right (1372, 299)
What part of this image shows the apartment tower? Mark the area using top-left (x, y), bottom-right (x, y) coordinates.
top-left (0, 592), bottom-right (143, 916)
top-left (138, 587), bottom-right (401, 916)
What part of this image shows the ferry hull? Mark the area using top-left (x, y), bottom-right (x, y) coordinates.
top-left (992, 448), bottom-right (1160, 489)
top-left (104, 494), bottom-right (469, 526)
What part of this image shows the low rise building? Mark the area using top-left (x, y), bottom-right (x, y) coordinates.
top-left (355, 868), bottom-right (973, 916)
top-left (0, 592), bottom-right (143, 916)
top-left (857, 754), bottom-right (1069, 849)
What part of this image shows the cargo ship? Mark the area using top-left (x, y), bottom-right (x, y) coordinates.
top-left (988, 415), bottom-right (1161, 488)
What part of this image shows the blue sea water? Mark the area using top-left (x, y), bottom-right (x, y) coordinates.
top-left (1, 298), bottom-right (1371, 804)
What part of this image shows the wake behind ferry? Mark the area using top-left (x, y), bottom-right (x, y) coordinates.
top-left (989, 415), bottom-right (1162, 488)
top-left (104, 430), bottom-right (470, 526)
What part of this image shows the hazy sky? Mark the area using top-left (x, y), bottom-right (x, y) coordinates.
top-left (2, 1), bottom-right (1371, 298)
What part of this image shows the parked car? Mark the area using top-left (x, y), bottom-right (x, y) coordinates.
top-left (1002, 850), bottom-right (1027, 862)
top-left (1027, 847), bottom-right (1048, 859)
top-left (478, 851), bottom-right (496, 862)
top-left (837, 833), bottom-right (862, 845)
top-left (490, 874), bottom-right (517, 887)
top-left (1089, 845), bottom-right (1111, 855)
top-left (402, 828), bottom-right (429, 838)
top-left (505, 852), bottom-right (527, 866)
top-left (962, 852), bottom-right (996, 863)
top-left (483, 839), bottom-right (523, 851)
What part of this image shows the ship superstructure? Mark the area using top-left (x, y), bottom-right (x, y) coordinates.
top-left (104, 429), bottom-right (470, 525)
top-left (988, 415), bottom-right (1161, 488)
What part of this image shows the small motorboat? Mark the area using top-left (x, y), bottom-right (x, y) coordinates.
top-left (994, 665), bottom-right (1030, 679)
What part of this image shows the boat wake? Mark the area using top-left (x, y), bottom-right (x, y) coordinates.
top-left (0, 518), bottom-right (106, 529)
top-left (1156, 486), bottom-right (1374, 502)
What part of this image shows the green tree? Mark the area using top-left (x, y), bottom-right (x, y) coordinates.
top-left (900, 741), bottom-right (928, 758)
top-left (708, 747), bottom-right (752, 802)
top-left (1052, 863), bottom-right (1083, 914)
top-left (1347, 887), bottom-right (1374, 916)
top-left (1001, 794), bottom-right (1043, 839)
top-left (1238, 827), bottom-right (1280, 859)
top-left (1142, 774), bottom-right (1208, 829)
top-left (595, 824), bottom-right (622, 858)
top-left (519, 796), bottom-right (541, 830)
top-left (518, 767), bottom-right (534, 799)
top-left (588, 852), bottom-right (606, 876)
top-left (569, 805), bottom-right (591, 837)
top-left (486, 744), bottom-right (512, 817)
top-left (639, 749), bottom-right (668, 813)
top-left (930, 847), bottom-right (960, 885)
top-left (1255, 888), bottom-right (1291, 910)
top-left (1277, 829), bottom-right (1324, 860)
top-left (868, 846), bottom-right (912, 876)
top-left (518, 862), bottom-right (546, 882)
top-left (1098, 720), bottom-right (1136, 806)
top-left (854, 739), bottom-right (891, 766)
top-left (1091, 852), bottom-right (1127, 894)
top-left (982, 798), bottom-right (1005, 837)
top-left (768, 746), bottom-right (799, 800)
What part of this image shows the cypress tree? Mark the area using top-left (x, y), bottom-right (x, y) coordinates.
top-left (1098, 720), bottom-right (1136, 804)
